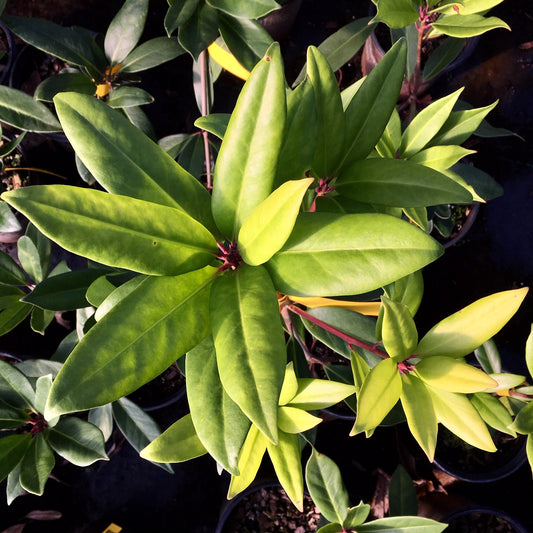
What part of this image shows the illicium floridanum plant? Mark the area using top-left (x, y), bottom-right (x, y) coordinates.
top-left (0, 8), bottom-right (528, 527)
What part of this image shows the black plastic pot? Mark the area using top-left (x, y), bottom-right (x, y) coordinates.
top-left (443, 506), bottom-right (529, 533)
top-left (259, 0), bottom-right (303, 41)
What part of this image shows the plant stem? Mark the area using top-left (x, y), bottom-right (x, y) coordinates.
top-left (199, 49), bottom-right (213, 191)
top-left (287, 303), bottom-right (388, 358)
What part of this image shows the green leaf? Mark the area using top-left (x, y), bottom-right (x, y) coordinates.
top-left (33, 375), bottom-right (52, 414)
top-left (212, 43), bottom-right (285, 238)
top-left (400, 373), bottom-right (437, 461)
top-left (0, 249), bottom-right (27, 286)
top-left (86, 275), bottom-right (117, 308)
top-left (47, 416), bottom-right (108, 466)
top-left (318, 524), bottom-right (343, 533)
top-left (228, 424), bottom-right (268, 498)
top-left (194, 114), bottom-right (229, 140)
top-left (218, 14), bottom-right (273, 73)
top-left (0, 359), bottom-right (35, 409)
top-left (16, 359), bottom-right (62, 379)
top-left (471, 393), bottom-right (516, 437)
top-left (238, 178), bottom-right (313, 265)
top-left (186, 336), bottom-right (251, 475)
top-left (510, 401), bottom-right (533, 435)
top-left (400, 88), bottom-right (464, 158)
top-left (0, 285), bottom-right (24, 310)
top-left (474, 339), bottom-right (502, 373)
top-left (207, 0), bottom-right (280, 19)
top-left (429, 388), bottom-right (496, 451)
top-left (381, 296), bottom-right (418, 361)
top-left (6, 463), bottom-right (25, 505)
top-left (45, 267), bottom-right (214, 418)
top-left (104, 0), bottom-right (147, 65)
top-left (527, 434), bottom-right (533, 474)
top-left (17, 236), bottom-right (43, 284)
top-left (415, 356), bottom-right (497, 392)
top-left (140, 413), bottom-right (207, 462)
top-left (389, 465), bottom-right (418, 516)
top-left (0, 434), bottom-right (32, 484)
top-left (19, 434), bottom-right (55, 495)
top-left (526, 325), bottom-right (533, 379)
top-left (53, 92), bottom-right (214, 231)
top-left (0, 301), bottom-right (32, 335)
top-left (376, 108), bottom-right (402, 158)
top-left (306, 46), bottom-right (345, 178)
top-left (0, 202), bottom-right (22, 233)
top-left (416, 288), bottom-right (528, 359)
top-left (344, 503), bottom-right (371, 528)
top-left (165, 0), bottom-right (199, 35)
top-left (34, 73), bottom-right (95, 102)
top-left (277, 406), bottom-right (322, 433)
top-left (423, 37), bottom-right (466, 81)
top-left (211, 265), bottom-right (286, 443)
top-left (430, 101), bottom-right (498, 146)
top-left (94, 275), bottom-right (146, 322)
top-left (384, 271), bottom-right (424, 317)
top-left (112, 397), bottom-right (171, 472)
top-left (266, 430), bottom-right (304, 511)
top-left (287, 378), bottom-right (354, 410)
top-left (122, 105), bottom-right (156, 140)
top-left (337, 157), bottom-right (473, 207)
top-left (356, 516), bottom-right (447, 532)
top-left (3, 186), bottom-right (217, 277)
top-left (436, 0), bottom-right (502, 15)
top-left (450, 163), bottom-right (502, 201)
top-left (178, 2), bottom-right (219, 60)
top-left (431, 14), bottom-right (509, 37)
top-left (373, 0), bottom-right (420, 28)
top-left (121, 36), bottom-right (184, 73)
top-left (107, 87), bottom-right (154, 108)
top-left (340, 39), bottom-right (406, 168)
top-left (279, 363), bottom-right (299, 406)
top-left (306, 448), bottom-right (349, 524)
top-left (409, 145), bottom-right (475, 172)
top-left (88, 403), bottom-right (114, 442)
top-left (267, 212), bottom-right (443, 297)
top-left (0, 404), bottom-right (30, 430)
top-left (351, 358), bottom-right (401, 435)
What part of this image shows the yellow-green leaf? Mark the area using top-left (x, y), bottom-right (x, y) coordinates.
top-left (279, 363), bottom-right (299, 406)
top-left (288, 378), bottom-right (355, 410)
top-left (381, 296), bottom-right (418, 361)
top-left (278, 406), bottom-right (323, 434)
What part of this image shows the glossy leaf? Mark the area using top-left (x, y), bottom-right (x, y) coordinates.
top-left (30, 307), bottom-right (54, 335)
top-left (474, 338), bottom-right (502, 374)
top-left (0, 202), bottom-right (22, 234)
top-left (228, 424), bottom-right (268, 498)
top-left (19, 434), bottom-right (55, 495)
top-left (107, 87), bottom-right (154, 108)
top-left (0, 405), bottom-right (30, 430)
top-left (0, 359), bottom-right (35, 409)
top-left (409, 145), bottom-right (475, 171)
top-left (526, 325), bottom-right (533, 379)
top-left (6, 463), bottom-right (25, 505)
top-left (0, 301), bottom-right (32, 336)
top-left (34, 73), bottom-right (96, 102)
top-left (186, 336), bottom-right (251, 475)
top-left (384, 271), bottom-right (424, 317)
top-left (165, 0), bottom-right (199, 35)
top-left (416, 288), bottom-right (528, 359)
top-left (88, 403), bottom-right (114, 442)
top-left (400, 373), bottom-right (438, 461)
top-left (415, 356), bottom-right (497, 392)
top-left (17, 236), bottom-right (42, 284)
top-left (400, 88), bottom-right (463, 158)
top-left (86, 275), bottom-right (116, 308)
top-left (429, 388), bottom-right (496, 451)
top-left (94, 275), bottom-right (146, 322)
top-left (389, 465), bottom-right (418, 516)
top-left (277, 406), bottom-right (322, 434)
top-left (0, 434), bottom-right (31, 484)
top-left (33, 375), bottom-right (52, 414)
top-left (431, 14), bottom-right (509, 37)
top-left (267, 212), bottom-right (443, 296)
top-left (0, 285), bottom-right (24, 310)
top-left (104, 0), bottom-right (147, 65)
top-left (381, 297), bottom-right (418, 361)
top-left (178, 2), bottom-right (219, 60)
top-left (211, 265), bottom-right (286, 443)
top-left (471, 393), bottom-right (515, 436)
top-left (47, 417), bottom-right (108, 466)
top-left (344, 503), bottom-right (371, 528)
top-left (306, 46), bottom-right (345, 178)
top-left (527, 434), bottom-right (533, 474)
top-left (266, 430), bottom-right (303, 511)
top-left (423, 37), bottom-right (466, 81)
top-left (279, 363), bottom-right (299, 406)
top-left (207, 0), bottom-right (280, 18)
top-left (340, 39), bottom-right (406, 169)
top-left (45, 267), bottom-right (214, 418)
top-left (194, 113), bottom-right (229, 139)
top-left (376, 107), bottom-right (402, 158)
top-left (121, 36), bottom-right (184, 73)
top-left (373, 0), bottom-right (419, 27)
top-left (212, 43), bottom-right (285, 238)
top-left (140, 413), bottom-right (207, 462)
top-left (287, 378), bottom-right (355, 410)
top-left (53, 93), bottom-right (214, 230)
top-left (0, 250), bottom-right (28, 286)
top-left (306, 449), bottom-right (349, 524)
top-left (356, 516), bottom-right (447, 532)
top-left (16, 359), bottom-right (62, 379)
top-left (3, 186), bottom-right (217, 277)
top-left (511, 401), bottom-right (533, 435)
top-left (238, 178), bottom-right (314, 265)
top-left (450, 163), bottom-right (502, 201)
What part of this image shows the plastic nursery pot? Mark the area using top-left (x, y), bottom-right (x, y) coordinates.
top-left (443, 506), bottom-right (529, 533)
top-left (430, 202), bottom-right (480, 249)
top-left (433, 426), bottom-right (527, 483)
top-left (127, 362), bottom-right (186, 412)
top-left (259, 0), bottom-right (303, 41)
top-left (0, 20), bottom-right (15, 86)
top-left (215, 482), bottom-right (321, 533)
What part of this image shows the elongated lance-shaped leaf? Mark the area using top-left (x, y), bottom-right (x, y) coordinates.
top-left (510, 401), bottom-right (533, 435)
top-left (409, 146), bottom-right (476, 172)
top-left (238, 178), bottom-right (314, 265)
top-left (228, 424), bottom-right (268, 499)
top-left (267, 212), bottom-right (443, 297)
top-left (186, 336), bottom-right (251, 475)
top-left (351, 358), bottom-right (402, 436)
top-left (400, 373), bottom-right (438, 461)
top-left (336, 157), bottom-right (473, 207)
top-left (45, 267), bottom-right (215, 419)
top-left (0, 434), bottom-right (32, 484)
top-left (105, 0), bottom-right (148, 65)
top-left (0, 250), bottom-right (28, 286)
top-left (339, 39), bottom-right (406, 170)
top-left (416, 288), bottom-right (528, 359)
top-left (3, 186), bottom-right (217, 277)
top-left (207, 0), bottom-right (280, 19)
top-left (0, 405), bottom-right (30, 430)
top-left (471, 393), bottom-right (516, 437)
top-left (279, 363), bottom-right (299, 406)
top-left (212, 43), bottom-right (286, 238)
top-left (211, 265), bottom-right (286, 443)
top-left (53, 93), bottom-right (214, 232)
top-left (140, 413), bottom-right (207, 463)
top-left (287, 378), bottom-right (355, 410)
top-left (121, 36), bottom-right (184, 73)
top-left (306, 449), bottom-right (349, 524)
top-left (266, 430), bottom-right (304, 511)
top-left (0, 359), bottom-right (35, 409)
top-left (381, 297), bottom-right (418, 361)
top-left (277, 406), bottom-right (322, 433)
top-left (389, 465), bottom-right (418, 517)
top-left (431, 14), bottom-right (510, 37)
top-left (19, 434), bottom-right (55, 495)
top-left (47, 417), bottom-right (108, 466)
top-left (400, 88), bottom-right (464, 158)
top-left (306, 46), bottom-right (345, 178)
top-left (356, 516), bottom-right (447, 532)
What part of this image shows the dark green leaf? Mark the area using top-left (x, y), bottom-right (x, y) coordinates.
top-left (0, 404), bottom-right (30, 430)
top-left (207, 0), bottom-right (280, 19)
top-left (389, 464), bottom-right (418, 516)
top-left (34, 73), bottom-right (95, 102)
top-left (0, 301), bottom-right (32, 335)
top-left (0, 358), bottom-right (35, 409)
top-left (0, 434), bottom-right (32, 484)
top-left (178, 3), bottom-right (219, 60)
top-left (19, 434), bottom-right (55, 495)
top-left (30, 306), bottom-right (55, 335)
top-left (107, 87), bottom-right (154, 109)
top-left (0, 250), bottom-right (27, 286)
top-left (121, 36), bottom-right (184, 73)
top-left (165, 0), bottom-right (200, 35)
top-left (423, 37), bottom-right (465, 81)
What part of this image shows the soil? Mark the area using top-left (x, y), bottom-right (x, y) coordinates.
top-left (219, 485), bottom-right (321, 533)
